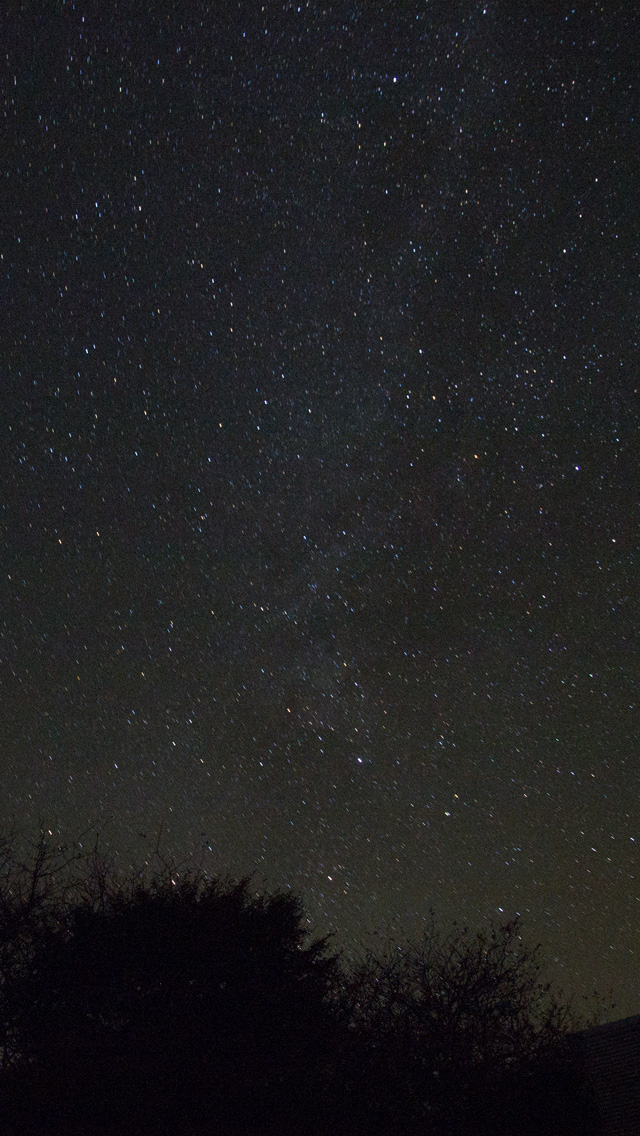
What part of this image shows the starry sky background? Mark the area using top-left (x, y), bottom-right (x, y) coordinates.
top-left (3, 1), bottom-right (638, 1017)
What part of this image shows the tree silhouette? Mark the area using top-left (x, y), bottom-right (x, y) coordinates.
top-left (0, 831), bottom-right (88, 1073)
top-left (1, 866), bottom-right (340, 1135)
top-left (337, 916), bottom-right (602, 1135)
top-left (0, 838), bottom-right (602, 1136)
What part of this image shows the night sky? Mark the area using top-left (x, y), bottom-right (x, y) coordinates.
top-left (3, 1), bottom-right (638, 1017)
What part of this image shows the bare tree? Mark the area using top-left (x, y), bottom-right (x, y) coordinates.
top-left (339, 916), bottom-right (600, 1135)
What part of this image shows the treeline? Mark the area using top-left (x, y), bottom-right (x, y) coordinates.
top-left (0, 835), bottom-right (601, 1136)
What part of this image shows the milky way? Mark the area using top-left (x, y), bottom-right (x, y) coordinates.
top-left (3, 1), bottom-right (638, 1016)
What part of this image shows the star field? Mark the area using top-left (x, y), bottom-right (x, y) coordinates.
top-left (2, 1), bottom-right (638, 1016)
